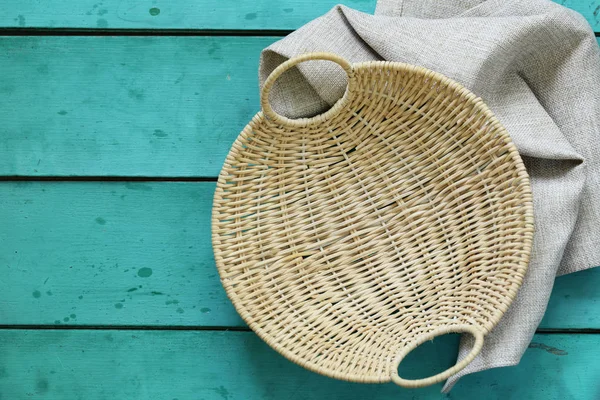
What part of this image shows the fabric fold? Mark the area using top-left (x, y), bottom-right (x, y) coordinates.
top-left (258, 0), bottom-right (600, 391)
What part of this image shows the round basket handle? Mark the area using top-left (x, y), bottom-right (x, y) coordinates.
top-left (390, 325), bottom-right (485, 388)
top-left (260, 52), bottom-right (354, 126)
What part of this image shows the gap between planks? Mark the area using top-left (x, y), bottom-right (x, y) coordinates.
top-left (1, 28), bottom-right (596, 37)
top-left (0, 325), bottom-right (599, 334)
top-left (0, 28), bottom-right (293, 36)
top-left (0, 176), bottom-right (218, 182)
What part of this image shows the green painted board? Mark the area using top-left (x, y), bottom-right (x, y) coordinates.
top-left (0, 330), bottom-right (597, 399)
top-left (561, 0), bottom-right (600, 31)
top-left (1, 37), bottom-right (599, 178)
top-left (0, 0), bottom-right (598, 32)
top-left (0, 36), bottom-right (272, 177)
top-left (541, 267), bottom-right (600, 329)
top-left (0, 0), bottom-right (375, 31)
top-left (1, 181), bottom-right (598, 328)
top-left (0, 181), bottom-right (242, 327)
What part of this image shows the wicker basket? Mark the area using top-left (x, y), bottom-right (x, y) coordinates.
top-left (212, 53), bottom-right (534, 388)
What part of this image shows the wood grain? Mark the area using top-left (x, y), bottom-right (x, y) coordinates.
top-left (0, 0), bottom-right (597, 32)
top-left (1, 181), bottom-right (596, 328)
top-left (0, 330), bottom-right (597, 399)
top-left (1, 37), bottom-right (599, 178)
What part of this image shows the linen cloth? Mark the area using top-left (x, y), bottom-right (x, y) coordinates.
top-left (258, 0), bottom-right (600, 391)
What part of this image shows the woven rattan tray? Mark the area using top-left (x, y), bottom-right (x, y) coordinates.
top-left (212, 53), bottom-right (534, 388)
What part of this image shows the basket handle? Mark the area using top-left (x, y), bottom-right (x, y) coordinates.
top-left (260, 52), bottom-right (354, 126)
top-left (390, 324), bottom-right (485, 388)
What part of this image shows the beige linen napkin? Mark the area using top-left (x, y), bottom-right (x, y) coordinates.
top-left (258, 0), bottom-right (600, 391)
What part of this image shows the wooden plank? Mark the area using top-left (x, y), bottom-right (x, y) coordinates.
top-left (1, 181), bottom-right (242, 328)
top-left (541, 267), bottom-right (600, 329)
top-left (0, 0), bottom-right (375, 30)
top-left (0, 330), bottom-right (597, 399)
top-left (0, 36), bottom-right (272, 177)
top-left (561, 0), bottom-right (600, 32)
top-left (2, 181), bottom-right (598, 328)
top-left (2, 36), bottom-right (599, 178)
top-left (0, 0), bottom-right (597, 32)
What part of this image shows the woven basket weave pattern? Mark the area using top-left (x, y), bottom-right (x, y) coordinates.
top-left (212, 53), bottom-right (533, 388)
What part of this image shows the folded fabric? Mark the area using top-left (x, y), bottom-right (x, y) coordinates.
top-left (258, 0), bottom-right (600, 391)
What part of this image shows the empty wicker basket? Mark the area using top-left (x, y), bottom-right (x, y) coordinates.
top-left (212, 53), bottom-right (534, 388)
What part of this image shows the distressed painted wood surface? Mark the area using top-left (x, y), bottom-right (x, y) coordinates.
top-left (0, 330), bottom-right (597, 400)
top-left (1, 1), bottom-right (599, 398)
top-left (0, 0), bottom-right (375, 31)
top-left (0, 0), bottom-right (598, 32)
top-left (541, 266), bottom-right (600, 329)
top-left (0, 36), bottom-right (272, 177)
top-left (2, 181), bottom-right (597, 329)
top-left (1, 37), bottom-right (599, 178)
top-left (0, 181), bottom-right (240, 327)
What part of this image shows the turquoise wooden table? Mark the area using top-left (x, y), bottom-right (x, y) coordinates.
top-left (1, 1), bottom-right (599, 399)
